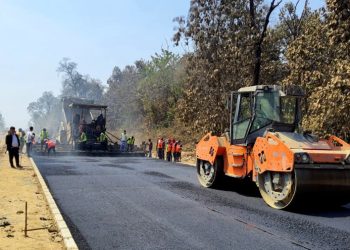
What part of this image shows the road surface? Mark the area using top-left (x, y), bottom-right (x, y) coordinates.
top-left (33, 156), bottom-right (350, 250)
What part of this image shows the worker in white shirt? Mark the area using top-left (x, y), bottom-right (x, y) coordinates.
top-left (26, 126), bottom-right (35, 157)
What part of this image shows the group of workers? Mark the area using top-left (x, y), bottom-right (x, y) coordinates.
top-left (120, 130), bottom-right (135, 152)
top-left (5, 126), bottom-right (56, 168)
top-left (156, 138), bottom-right (182, 162)
top-left (16, 126), bottom-right (55, 156)
top-left (78, 128), bottom-right (108, 150)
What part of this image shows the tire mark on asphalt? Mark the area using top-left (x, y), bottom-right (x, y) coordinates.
top-left (143, 171), bottom-right (174, 179)
top-left (161, 181), bottom-right (350, 249)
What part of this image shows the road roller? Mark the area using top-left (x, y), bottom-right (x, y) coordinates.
top-left (196, 85), bottom-right (350, 209)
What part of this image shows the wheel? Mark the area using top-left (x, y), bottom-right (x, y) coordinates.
top-left (257, 171), bottom-right (296, 209)
top-left (197, 158), bottom-right (223, 188)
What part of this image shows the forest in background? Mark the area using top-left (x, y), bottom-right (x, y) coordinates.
top-left (28, 0), bottom-right (350, 144)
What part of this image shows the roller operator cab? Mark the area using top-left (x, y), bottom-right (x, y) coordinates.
top-left (196, 85), bottom-right (350, 209)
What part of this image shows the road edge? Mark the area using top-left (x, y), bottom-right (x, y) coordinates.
top-left (30, 158), bottom-right (79, 250)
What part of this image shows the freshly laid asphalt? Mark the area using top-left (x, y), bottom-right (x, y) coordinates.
top-left (33, 155), bottom-right (350, 250)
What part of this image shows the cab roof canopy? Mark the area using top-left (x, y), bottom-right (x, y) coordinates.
top-left (237, 84), bottom-right (305, 97)
top-left (68, 103), bottom-right (108, 110)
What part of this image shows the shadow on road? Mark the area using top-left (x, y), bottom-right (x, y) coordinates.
top-left (214, 177), bottom-right (261, 198)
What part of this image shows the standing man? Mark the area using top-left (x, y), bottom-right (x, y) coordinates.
top-left (157, 138), bottom-right (164, 159)
top-left (148, 139), bottom-right (153, 158)
top-left (99, 129), bottom-right (108, 151)
top-left (40, 128), bottom-right (49, 151)
top-left (121, 130), bottom-right (127, 152)
top-left (130, 136), bottom-right (135, 152)
top-left (18, 128), bottom-right (26, 154)
top-left (6, 127), bottom-right (21, 168)
top-left (172, 139), bottom-right (177, 162)
top-left (26, 126), bottom-right (35, 157)
top-left (175, 141), bottom-right (182, 162)
top-left (79, 130), bottom-right (88, 150)
top-left (166, 139), bottom-right (172, 162)
top-left (127, 137), bottom-right (132, 152)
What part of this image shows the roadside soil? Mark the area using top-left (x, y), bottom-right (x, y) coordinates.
top-left (150, 150), bottom-right (196, 166)
top-left (0, 146), bottom-right (64, 249)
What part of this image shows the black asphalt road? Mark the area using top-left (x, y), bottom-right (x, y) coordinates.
top-left (33, 156), bottom-right (350, 250)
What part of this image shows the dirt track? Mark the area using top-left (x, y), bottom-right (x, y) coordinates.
top-left (0, 151), bottom-right (63, 249)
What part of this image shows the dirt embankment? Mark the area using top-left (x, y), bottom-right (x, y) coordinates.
top-left (0, 145), bottom-right (63, 249)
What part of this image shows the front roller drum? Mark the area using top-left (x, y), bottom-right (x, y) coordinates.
top-left (258, 167), bottom-right (350, 209)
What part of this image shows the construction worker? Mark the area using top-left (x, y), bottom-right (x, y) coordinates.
top-left (40, 128), bottom-right (49, 151)
top-left (99, 130), bottom-right (108, 151)
top-left (175, 141), bottom-right (182, 162)
top-left (46, 139), bottom-right (56, 156)
top-left (79, 130), bottom-right (87, 150)
top-left (156, 137), bottom-right (161, 158)
top-left (121, 130), bottom-right (127, 152)
top-left (172, 139), bottom-right (177, 162)
top-left (148, 138), bottom-right (153, 158)
top-left (18, 128), bottom-right (26, 154)
top-left (26, 126), bottom-right (35, 157)
top-left (166, 139), bottom-right (172, 162)
top-left (157, 138), bottom-right (164, 159)
top-left (130, 136), bottom-right (135, 152)
top-left (162, 139), bottom-right (166, 160)
top-left (127, 137), bottom-right (132, 152)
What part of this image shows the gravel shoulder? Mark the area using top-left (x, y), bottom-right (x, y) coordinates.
top-left (0, 148), bottom-right (64, 249)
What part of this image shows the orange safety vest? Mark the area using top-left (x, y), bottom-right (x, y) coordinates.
top-left (175, 144), bottom-right (182, 153)
top-left (167, 143), bottom-right (172, 153)
top-left (47, 140), bottom-right (56, 149)
top-left (172, 143), bottom-right (177, 153)
top-left (157, 139), bottom-right (164, 149)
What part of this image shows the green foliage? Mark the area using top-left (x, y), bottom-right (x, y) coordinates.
top-left (104, 50), bottom-right (185, 131)
top-left (138, 49), bottom-right (185, 128)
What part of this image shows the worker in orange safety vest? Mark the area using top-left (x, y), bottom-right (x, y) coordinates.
top-left (157, 138), bottom-right (164, 159)
top-left (46, 139), bottom-right (56, 156)
top-left (166, 139), bottom-right (173, 162)
top-left (175, 140), bottom-right (182, 162)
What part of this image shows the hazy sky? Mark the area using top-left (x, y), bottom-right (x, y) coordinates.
top-left (0, 0), bottom-right (324, 129)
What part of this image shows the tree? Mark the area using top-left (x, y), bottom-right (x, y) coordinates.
top-left (283, 2), bottom-right (350, 140)
top-left (173, 0), bottom-right (283, 133)
top-left (27, 92), bottom-right (62, 136)
top-left (57, 58), bottom-right (85, 98)
top-left (137, 49), bottom-right (185, 128)
top-left (277, 0), bottom-right (311, 54)
top-left (57, 58), bottom-right (104, 101)
top-left (104, 64), bottom-right (143, 130)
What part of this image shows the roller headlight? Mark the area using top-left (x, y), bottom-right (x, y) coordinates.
top-left (294, 153), bottom-right (310, 164)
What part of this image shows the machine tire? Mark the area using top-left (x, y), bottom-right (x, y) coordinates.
top-left (197, 157), bottom-right (223, 188)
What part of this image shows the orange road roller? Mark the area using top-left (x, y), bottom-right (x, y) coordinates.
top-left (196, 85), bottom-right (350, 209)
